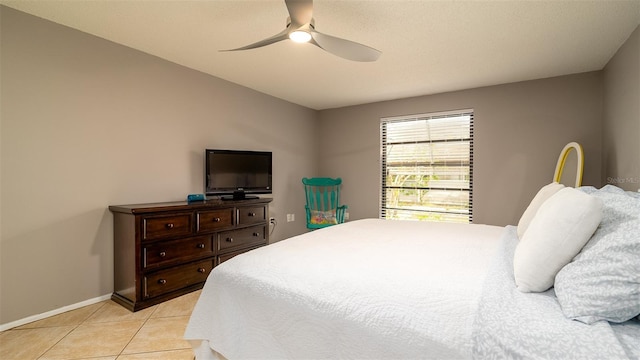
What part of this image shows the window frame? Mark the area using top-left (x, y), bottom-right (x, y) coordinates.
top-left (380, 109), bottom-right (474, 223)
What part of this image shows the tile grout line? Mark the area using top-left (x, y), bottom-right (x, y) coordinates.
top-left (116, 303), bottom-right (161, 358)
top-left (32, 326), bottom-right (76, 360)
top-left (5, 294), bottom-right (198, 360)
top-left (36, 301), bottom-right (109, 360)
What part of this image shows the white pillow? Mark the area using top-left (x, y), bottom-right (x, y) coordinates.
top-left (517, 182), bottom-right (565, 239)
top-left (514, 187), bottom-right (602, 293)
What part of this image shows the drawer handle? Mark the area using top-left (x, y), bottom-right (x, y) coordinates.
top-left (165, 223), bottom-right (174, 229)
top-left (159, 251), bottom-right (167, 257)
top-left (197, 243), bottom-right (205, 249)
top-left (226, 237), bottom-right (233, 243)
top-left (248, 212), bottom-right (256, 217)
top-left (253, 232), bottom-right (260, 237)
top-left (198, 268), bottom-right (206, 273)
top-left (158, 279), bottom-right (167, 285)
top-left (213, 217), bottom-right (221, 222)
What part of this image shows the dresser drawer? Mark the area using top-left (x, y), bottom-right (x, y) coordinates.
top-left (237, 205), bottom-right (267, 225)
top-left (143, 235), bottom-right (214, 270)
top-left (143, 259), bottom-right (213, 299)
top-left (142, 213), bottom-right (193, 240)
top-left (218, 225), bottom-right (267, 253)
top-left (197, 208), bottom-right (234, 233)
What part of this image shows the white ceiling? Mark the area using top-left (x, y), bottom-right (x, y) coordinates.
top-left (2, 0), bottom-right (639, 110)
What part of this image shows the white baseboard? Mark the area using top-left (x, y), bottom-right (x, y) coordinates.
top-left (0, 294), bottom-right (112, 332)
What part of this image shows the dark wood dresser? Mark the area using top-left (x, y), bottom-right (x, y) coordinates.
top-left (109, 198), bottom-right (271, 311)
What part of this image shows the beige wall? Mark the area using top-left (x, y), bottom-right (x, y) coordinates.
top-left (603, 25), bottom-right (640, 191)
top-left (317, 72), bottom-right (604, 227)
top-left (0, 7), bottom-right (316, 325)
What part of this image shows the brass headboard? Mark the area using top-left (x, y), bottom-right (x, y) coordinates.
top-left (553, 142), bottom-right (584, 187)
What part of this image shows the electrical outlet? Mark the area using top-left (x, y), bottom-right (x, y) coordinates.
top-left (344, 212), bottom-right (350, 220)
top-left (286, 214), bottom-right (295, 222)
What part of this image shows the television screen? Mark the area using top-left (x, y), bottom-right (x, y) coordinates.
top-left (205, 149), bottom-right (272, 199)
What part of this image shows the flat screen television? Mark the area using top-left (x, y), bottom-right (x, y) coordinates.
top-left (205, 149), bottom-right (272, 200)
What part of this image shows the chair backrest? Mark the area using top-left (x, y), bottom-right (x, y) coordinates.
top-left (302, 177), bottom-right (342, 212)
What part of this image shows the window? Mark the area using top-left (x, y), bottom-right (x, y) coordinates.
top-left (380, 110), bottom-right (473, 223)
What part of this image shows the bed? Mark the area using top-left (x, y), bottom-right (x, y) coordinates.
top-left (184, 184), bottom-right (640, 359)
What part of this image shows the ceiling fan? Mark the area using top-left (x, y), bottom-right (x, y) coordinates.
top-left (222, 0), bottom-right (381, 62)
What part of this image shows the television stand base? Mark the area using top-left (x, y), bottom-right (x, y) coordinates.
top-left (220, 195), bottom-right (258, 201)
top-left (220, 191), bottom-right (258, 201)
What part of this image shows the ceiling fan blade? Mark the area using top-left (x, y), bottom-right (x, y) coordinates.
top-left (311, 31), bottom-right (381, 62)
top-left (221, 28), bottom-right (289, 52)
top-left (285, 0), bottom-right (313, 27)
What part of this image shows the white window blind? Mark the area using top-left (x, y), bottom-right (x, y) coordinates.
top-left (380, 110), bottom-right (473, 223)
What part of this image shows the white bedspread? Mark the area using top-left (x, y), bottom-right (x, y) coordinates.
top-left (185, 219), bottom-right (504, 359)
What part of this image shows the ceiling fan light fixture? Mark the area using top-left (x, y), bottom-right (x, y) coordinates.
top-left (289, 30), bottom-right (312, 43)
top-left (223, 0), bottom-right (381, 62)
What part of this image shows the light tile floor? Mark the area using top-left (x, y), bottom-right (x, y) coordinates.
top-left (0, 291), bottom-right (200, 360)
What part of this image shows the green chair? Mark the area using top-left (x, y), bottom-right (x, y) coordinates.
top-left (302, 177), bottom-right (348, 229)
